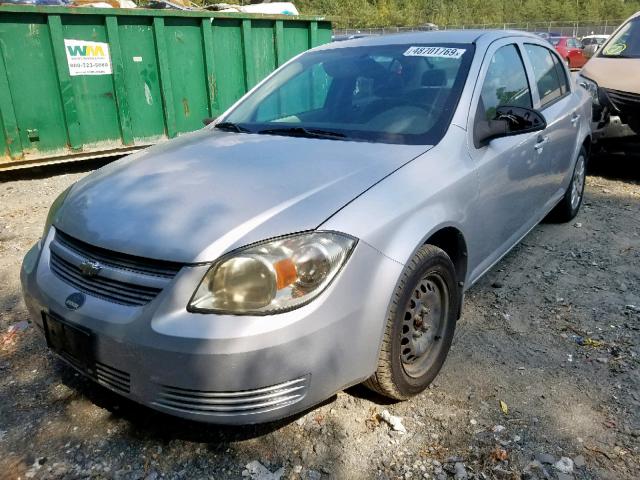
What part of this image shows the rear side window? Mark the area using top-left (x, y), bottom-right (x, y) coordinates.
top-left (524, 44), bottom-right (567, 108)
top-left (551, 54), bottom-right (570, 95)
top-left (479, 44), bottom-right (532, 120)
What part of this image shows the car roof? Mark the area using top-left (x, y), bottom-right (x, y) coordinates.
top-left (320, 29), bottom-right (543, 49)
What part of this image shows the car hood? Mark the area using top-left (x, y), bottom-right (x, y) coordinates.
top-left (55, 129), bottom-right (429, 263)
top-left (582, 57), bottom-right (640, 94)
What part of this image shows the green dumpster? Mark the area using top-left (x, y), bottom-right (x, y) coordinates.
top-left (0, 5), bottom-right (331, 170)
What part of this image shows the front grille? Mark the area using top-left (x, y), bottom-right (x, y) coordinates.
top-left (50, 252), bottom-right (162, 306)
top-left (153, 377), bottom-right (309, 417)
top-left (55, 230), bottom-right (182, 278)
top-left (49, 229), bottom-right (182, 307)
top-left (604, 88), bottom-right (640, 113)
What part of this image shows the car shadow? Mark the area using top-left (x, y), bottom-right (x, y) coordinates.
top-left (590, 136), bottom-right (640, 182)
top-left (344, 383), bottom-right (398, 406)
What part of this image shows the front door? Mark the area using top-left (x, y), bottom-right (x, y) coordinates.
top-left (466, 41), bottom-right (550, 282)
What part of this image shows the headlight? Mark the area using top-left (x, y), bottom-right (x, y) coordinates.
top-left (189, 232), bottom-right (357, 315)
top-left (577, 75), bottom-right (600, 106)
top-left (39, 185), bottom-right (72, 248)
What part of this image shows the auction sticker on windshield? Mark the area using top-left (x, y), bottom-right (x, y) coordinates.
top-left (403, 46), bottom-right (466, 58)
top-left (603, 42), bottom-right (627, 56)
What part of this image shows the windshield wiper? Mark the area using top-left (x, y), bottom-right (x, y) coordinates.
top-left (214, 121), bottom-right (252, 133)
top-left (258, 126), bottom-right (346, 140)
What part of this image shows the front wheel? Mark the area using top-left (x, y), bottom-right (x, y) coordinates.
top-left (363, 245), bottom-right (459, 400)
top-left (549, 145), bottom-right (588, 222)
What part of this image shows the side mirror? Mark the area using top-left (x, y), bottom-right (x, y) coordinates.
top-left (474, 106), bottom-right (546, 147)
top-left (203, 117), bottom-right (217, 126)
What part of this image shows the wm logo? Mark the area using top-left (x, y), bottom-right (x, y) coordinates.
top-left (66, 45), bottom-right (105, 57)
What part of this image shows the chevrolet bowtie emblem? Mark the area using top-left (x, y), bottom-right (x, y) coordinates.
top-left (79, 260), bottom-right (102, 277)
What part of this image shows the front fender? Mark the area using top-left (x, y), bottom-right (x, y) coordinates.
top-left (321, 126), bottom-right (479, 285)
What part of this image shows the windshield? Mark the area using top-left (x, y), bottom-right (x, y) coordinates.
top-left (549, 37), bottom-right (561, 46)
top-left (600, 17), bottom-right (640, 58)
top-left (221, 43), bottom-right (475, 145)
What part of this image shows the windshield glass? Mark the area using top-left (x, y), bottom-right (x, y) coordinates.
top-left (222, 43), bottom-right (475, 145)
top-left (549, 37), bottom-right (561, 46)
top-left (600, 17), bottom-right (640, 58)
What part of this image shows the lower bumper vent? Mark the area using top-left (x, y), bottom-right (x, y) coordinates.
top-left (153, 377), bottom-right (309, 417)
top-left (94, 362), bottom-right (131, 394)
top-left (58, 354), bottom-right (131, 395)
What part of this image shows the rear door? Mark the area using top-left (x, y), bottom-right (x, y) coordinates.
top-left (522, 42), bottom-right (581, 202)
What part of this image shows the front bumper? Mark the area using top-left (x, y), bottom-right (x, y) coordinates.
top-left (21, 229), bottom-right (403, 424)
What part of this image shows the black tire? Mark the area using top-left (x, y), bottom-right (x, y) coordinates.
top-left (364, 245), bottom-right (459, 400)
top-left (549, 145), bottom-right (588, 222)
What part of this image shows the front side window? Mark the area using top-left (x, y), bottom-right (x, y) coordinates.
top-left (600, 17), bottom-right (640, 58)
top-left (524, 44), bottom-right (567, 108)
top-left (223, 43), bottom-right (475, 145)
top-left (478, 44), bottom-right (532, 120)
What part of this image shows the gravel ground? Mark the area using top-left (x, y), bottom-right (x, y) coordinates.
top-left (0, 149), bottom-right (638, 480)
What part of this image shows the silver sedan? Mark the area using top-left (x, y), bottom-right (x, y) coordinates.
top-left (21, 30), bottom-right (592, 424)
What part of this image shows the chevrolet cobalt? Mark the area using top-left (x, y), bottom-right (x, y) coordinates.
top-left (22, 30), bottom-right (591, 424)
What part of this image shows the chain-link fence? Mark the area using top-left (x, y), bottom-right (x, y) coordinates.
top-left (333, 20), bottom-right (625, 38)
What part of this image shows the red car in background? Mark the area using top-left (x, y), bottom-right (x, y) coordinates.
top-left (549, 36), bottom-right (587, 69)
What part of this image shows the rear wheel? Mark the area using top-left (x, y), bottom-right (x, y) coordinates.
top-left (364, 245), bottom-right (459, 400)
top-left (549, 145), bottom-right (588, 222)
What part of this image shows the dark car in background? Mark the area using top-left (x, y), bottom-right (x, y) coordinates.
top-left (550, 36), bottom-right (587, 68)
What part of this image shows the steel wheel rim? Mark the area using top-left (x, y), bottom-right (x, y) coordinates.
top-left (571, 155), bottom-right (586, 210)
top-left (400, 272), bottom-right (449, 378)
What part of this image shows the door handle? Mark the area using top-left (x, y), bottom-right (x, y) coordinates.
top-left (534, 135), bottom-right (549, 152)
top-left (571, 112), bottom-right (581, 126)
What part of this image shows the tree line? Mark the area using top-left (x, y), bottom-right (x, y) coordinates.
top-left (294, 0), bottom-right (640, 28)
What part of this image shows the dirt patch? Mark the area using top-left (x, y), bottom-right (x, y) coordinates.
top-left (0, 154), bottom-right (638, 480)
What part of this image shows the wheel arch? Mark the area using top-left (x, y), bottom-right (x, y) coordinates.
top-left (381, 222), bottom-right (470, 322)
top-left (423, 226), bottom-right (468, 289)
top-left (581, 134), bottom-right (592, 159)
